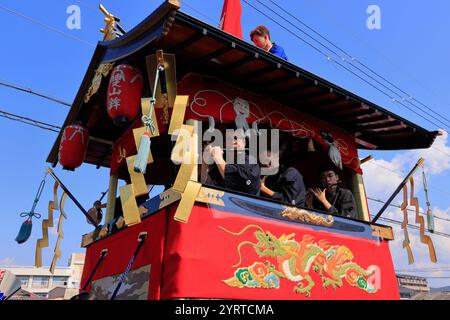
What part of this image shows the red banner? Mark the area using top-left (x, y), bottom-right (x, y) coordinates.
top-left (219, 0), bottom-right (243, 39)
top-left (161, 203), bottom-right (399, 300)
top-left (80, 210), bottom-right (167, 299)
top-left (178, 73), bottom-right (362, 174)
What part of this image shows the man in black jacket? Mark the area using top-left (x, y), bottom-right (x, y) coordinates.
top-left (205, 133), bottom-right (260, 195)
top-left (306, 167), bottom-right (358, 219)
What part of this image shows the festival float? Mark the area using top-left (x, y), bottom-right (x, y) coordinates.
top-left (17, 0), bottom-right (441, 300)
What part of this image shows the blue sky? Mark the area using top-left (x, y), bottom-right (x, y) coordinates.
top-left (1, 0), bottom-right (449, 289)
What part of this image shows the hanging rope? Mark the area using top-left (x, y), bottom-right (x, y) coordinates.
top-left (81, 249), bottom-right (108, 292)
top-left (15, 171), bottom-right (47, 244)
top-left (110, 232), bottom-right (147, 300)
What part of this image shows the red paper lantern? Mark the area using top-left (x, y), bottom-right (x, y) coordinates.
top-left (58, 124), bottom-right (89, 171)
top-left (107, 64), bottom-right (143, 126)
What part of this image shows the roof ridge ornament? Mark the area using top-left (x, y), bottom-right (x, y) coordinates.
top-left (99, 4), bottom-right (126, 41)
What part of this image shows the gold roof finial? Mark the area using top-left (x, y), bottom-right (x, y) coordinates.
top-left (99, 4), bottom-right (125, 41)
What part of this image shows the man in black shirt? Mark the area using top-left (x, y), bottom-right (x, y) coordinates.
top-left (205, 134), bottom-right (260, 195)
top-left (306, 167), bottom-right (358, 219)
top-left (259, 150), bottom-right (306, 206)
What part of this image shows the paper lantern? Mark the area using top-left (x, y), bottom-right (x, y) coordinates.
top-left (107, 64), bottom-right (143, 126)
top-left (58, 124), bottom-right (89, 171)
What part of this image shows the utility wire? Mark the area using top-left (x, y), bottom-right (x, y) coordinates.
top-left (396, 266), bottom-right (450, 272)
top-left (0, 109), bottom-right (61, 133)
top-left (301, 0), bottom-right (450, 124)
top-left (265, 0), bottom-right (450, 128)
top-left (182, 0), bottom-right (450, 156)
top-left (241, 0), bottom-right (444, 130)
top-left (365, 161), bottom-right (450, 199)
top-left (0, 4), bottom-right (94, 47)
top-left (180, 0), bottom-right (217, 24)
top-left (257, 0), bottom-right (449, 130)
top-left (367, 197), bottom-right (450, 223)
top-left (0, 80), bottom-right (71, 107)
top-left (375, 216), bottom-right (450, 239)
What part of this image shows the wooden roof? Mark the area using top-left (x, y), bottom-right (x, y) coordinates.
top-left (47, 1), bottom-right (439, 168)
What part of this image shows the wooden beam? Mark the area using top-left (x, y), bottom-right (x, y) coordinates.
top-left (195, 46), bottom-right (231, 64)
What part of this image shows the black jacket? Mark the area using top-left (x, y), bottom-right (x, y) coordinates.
top-left (313, 187), bottom-right (358, 219)
top-left (264, 166), bottom-right (306, 206)
top-left (206, 153), bottom-right (261, 195)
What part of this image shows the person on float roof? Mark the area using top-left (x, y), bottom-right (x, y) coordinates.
top-left (250, 25), bottom-right (288, 61)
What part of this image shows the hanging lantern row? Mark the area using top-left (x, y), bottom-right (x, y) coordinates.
top-left (58, 64), bottom-right (143, 171)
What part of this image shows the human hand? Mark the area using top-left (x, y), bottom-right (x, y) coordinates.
top-left (312, 188), bottom-right (327, 204)
top-left (210, 146), bottom-right (224, 161)
top-left (93, 200), bottom-right (102, 208)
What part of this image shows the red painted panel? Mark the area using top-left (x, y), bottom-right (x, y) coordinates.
top-left (161, 203), bottom-right (399, 300)
top-left (80, 209), bottom-right (167, 300)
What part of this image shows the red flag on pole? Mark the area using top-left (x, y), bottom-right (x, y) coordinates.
top-left (219, 0), bottom-right (243, 39)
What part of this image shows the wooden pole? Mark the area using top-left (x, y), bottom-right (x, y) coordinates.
top-left (105, 173), bottom-right (118, 223)
top-left (372, 158), bottom-right (424, 223)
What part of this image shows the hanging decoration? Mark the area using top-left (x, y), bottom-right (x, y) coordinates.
top-left (107, 64), bottom-right (143, 127)
top-left (400, 184), bottom-right (414, 264)
top-left (410, 176), bottom-right (437, 263)
top-left (320, 130), bottom-right (343, 170)
top-left (50, 192), bottom-right (68, 274)
top-left (35, 179), bottom-right (60, 268)
top-left (58, 124), bottom-right (89, 171)
top-left (84, 63), bottom-right (115, 103)
top-left (422, 167), bottom-right (435, 233)
top-left (33, 168), bottom-right (101, 272)
top-left (15, 171), bottom-right (48, 244)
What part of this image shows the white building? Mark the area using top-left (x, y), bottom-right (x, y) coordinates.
top-left (1, 253), bottom-right (85, 299)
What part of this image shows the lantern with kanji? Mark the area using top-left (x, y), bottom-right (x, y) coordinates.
top-left (58, 124), bottom-right (89, 171)
top-left (106, 64), bottom-right (143, 126)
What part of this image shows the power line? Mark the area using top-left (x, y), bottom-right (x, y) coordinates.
top-left (401, 268), bottom-right (450, 272)
top-left (0, 80), bottom-right (71, 107)
top-left (365, 161), bottom-right (450, 199)
top-left (375, 216), bottom-right (450, 239)
top-left (181, 0), bottom-right (217, 24)
top-left (0, 4), bottom-right (94, 47)
top-left (181, 0), bottom-right (450, 155)
top-left (241, 0), bottom-right (445, 130)
top-left (75, 0), bottom-right (100, 14)
top-left (0, 109), bottom-right (61, 133)
top-left (265, 0), bottom-right (450, 128)
top-left (367, 197), bottom-right (450, 223)
top-left (302, 0), bottom-right (450, 123)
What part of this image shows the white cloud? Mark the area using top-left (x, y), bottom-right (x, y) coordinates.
top-left (395, 130), bottom-right (450, 175)
top-left (0, 257), bottom-right (17, 266)
top-left (362, 130), bottom-right (450, 288)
